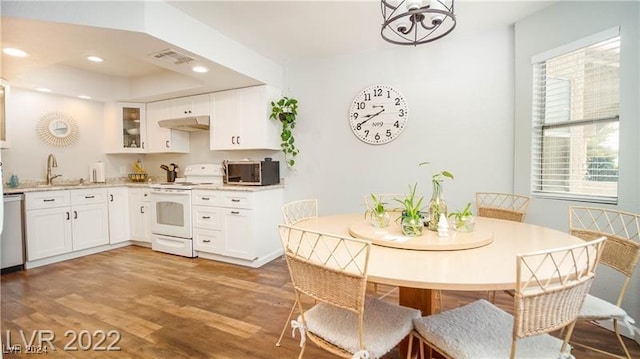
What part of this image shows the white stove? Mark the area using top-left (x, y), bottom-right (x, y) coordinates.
top-left (149, 164), bottom-right (222, 257)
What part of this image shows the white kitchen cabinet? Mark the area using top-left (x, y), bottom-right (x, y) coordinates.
top-left (108, 187), bottom-right (130, 244)
top-left (129, 188), bottom-right (151, 243)
top-left (191, 188), bottom-right (283, 267)
top-left (104, 102), bottom-right (147, 153)
top-left (210, 85), bottom-right (281, 150)
top-left (169, 94), bottom-right (210, 118)
top-left (25, 189), bottom-right (109, 261)
top-left (1, 78), bottom-right (10, 149)
top-left (146, 101), bottom-right (190, 153)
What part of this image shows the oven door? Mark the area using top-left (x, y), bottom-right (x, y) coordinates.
top-left (150, 188), bottom-right (192, 239)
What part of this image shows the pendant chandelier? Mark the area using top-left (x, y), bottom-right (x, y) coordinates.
top-left (381, 0), bottom-right (456, 46)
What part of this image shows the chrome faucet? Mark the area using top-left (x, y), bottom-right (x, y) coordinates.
top-left (46, 154), bottom-right (61, 185)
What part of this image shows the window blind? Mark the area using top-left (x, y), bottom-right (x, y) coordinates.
top-left (531, 31), bottom-right (620, 203)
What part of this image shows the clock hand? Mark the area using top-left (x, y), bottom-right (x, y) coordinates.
top-left (357, 108), bottom-right (385, 126)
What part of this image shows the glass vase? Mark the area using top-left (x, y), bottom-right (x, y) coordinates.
top-left (402, 216), bottom-right (423, 237)
top-left (370, 211), bottom-right (390, 228)
top-left (428, 181), bottom-right (448, 231)
top-left (454, 215), bottom-right (475, 232)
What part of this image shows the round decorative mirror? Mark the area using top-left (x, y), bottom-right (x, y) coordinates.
top-left (37, 112), bottom-right (79, 146)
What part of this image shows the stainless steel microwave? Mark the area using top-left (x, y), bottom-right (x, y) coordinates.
top-left (223, 159), bottom-right (280, 186)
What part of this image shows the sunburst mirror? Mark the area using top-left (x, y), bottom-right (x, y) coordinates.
top-left (36, 112), bottom-right (79, 146)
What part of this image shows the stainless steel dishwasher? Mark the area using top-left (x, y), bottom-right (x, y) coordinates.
top-left (1, 193), bottom-right (25, 272)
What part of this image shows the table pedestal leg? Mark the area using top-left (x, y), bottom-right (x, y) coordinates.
top-left (398, 287), bottom-right (443, 359)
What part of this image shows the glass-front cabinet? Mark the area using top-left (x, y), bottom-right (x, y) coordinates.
top-left (0, 78), bottom-right (10, 149)
top-left (104, 102), bottom-right (146, 153)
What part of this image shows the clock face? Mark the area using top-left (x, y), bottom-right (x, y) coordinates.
top-left (349, 84), bottom-right (408, 145)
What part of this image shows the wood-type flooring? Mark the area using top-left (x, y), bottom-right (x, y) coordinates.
top-left (2, 246), bottom-right (638, 358)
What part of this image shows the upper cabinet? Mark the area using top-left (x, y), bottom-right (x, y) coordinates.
top-left (169, 94), bottom-right (210, 118)
top-left (210, 85), bottom-right (281, 150)
top-left (104, 102), bottom-right (147, 154)
top-left (146, 100), bottom-right (190, 153)
top-left (0, 78), bottom-right (10, 149)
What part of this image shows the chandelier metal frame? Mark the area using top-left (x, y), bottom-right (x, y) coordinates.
top-left (381, 0), bottom-right (456, 46)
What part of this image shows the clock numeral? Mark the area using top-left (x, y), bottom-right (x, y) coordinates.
top-left (387, 90), bottom-right (391, 98)
top-left (356, 123), bottom-right (362, 131)
top-left (399, 109), bottom-right (405, 117)
top-left (395, 97), bottom-right (401, 106)
top-left (394, 120), bottom-right (400, 128)
top-left (375, 133), bottom-right (381, 141)
top-left (364, 130), bottom-right (370, 137)
top-left (374, 88), bottom-right (382, 97)
top-left (364, 93), bottom-right (371, 101)
top-left (353, 112), bottom-right (359, 119)
top-left (357, 102), bottom-right (366, 110)
top-left (386, 129), bottom-right (392, 137)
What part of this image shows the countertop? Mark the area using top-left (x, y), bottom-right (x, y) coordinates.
top-left (3, 181), bottom-right (284, 194)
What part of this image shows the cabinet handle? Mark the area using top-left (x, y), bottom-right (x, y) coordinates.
top-left (86, 195), bottom-right (95, 199)
top-left (231, 136), bottom-right (236, 145)
top-left (237, 136), bottom-right (240, 145)
top-left (140, 206), bottom-right (145, 214)
top-left (144, 193), bottom-right (148, 197)
top-left (43, 199), bottom-right (55, 202)
top-left (230, 211), bottom-right (240, 215)
top-left (109, 194), bottom-right (114, 202)
top-left (202, 197), bottom-right (210, 200)
top-left (73, 211), bottom-right (78, 219)
top-left (66, 212), bottom-right (70, 220)
top-left (142, 142), bottom-right (145, 149)
top-left (165, 140), bottom-right (170, 148)
top-left (231, 199), bottom-right (240, 202)
top-left (203, 239), bottom-right (211, 243)
top-left (202, 216), bottom-right (210, 219)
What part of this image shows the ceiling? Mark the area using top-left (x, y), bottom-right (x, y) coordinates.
top-left (1, 1), bottom-right (555, 101)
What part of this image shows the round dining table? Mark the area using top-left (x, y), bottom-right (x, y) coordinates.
top-left (293, 213), bottom-right (584, 315)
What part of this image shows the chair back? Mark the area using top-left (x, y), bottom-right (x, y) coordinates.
top-left (569, 206), bottom-right (640, 306)
top-left (476, 192), bottom-right (531, 222)
top-left (278, 224), bottom-right (370, 313)
top-left (513, 236), bottom-right (606, 340)
top-left (282, 199), bottom-right (318, 225)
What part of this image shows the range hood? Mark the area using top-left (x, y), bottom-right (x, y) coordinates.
top-left (158, 116), bottom-right (210, 132)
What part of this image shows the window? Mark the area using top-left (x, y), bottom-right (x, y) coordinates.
top-left (531, 28), bottom-right (620, 203)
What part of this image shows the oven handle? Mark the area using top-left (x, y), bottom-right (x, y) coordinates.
top-left (150, 189), bottom-right (191, 195)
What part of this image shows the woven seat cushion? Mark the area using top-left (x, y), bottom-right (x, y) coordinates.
top-left (579, 294), bottom-right (632, 321)
top-left (413, 299), bottom-right (569, 359)
top-left (304, 296), bottom-right (420, 358)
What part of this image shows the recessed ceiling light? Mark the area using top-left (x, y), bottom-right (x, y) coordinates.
top-left (78, 95), bottom-right (92, 100)
top-left (192, 66), bottom-right (209, 73)
top-left (36, 87), bottom-right (52, 93)
top-left (3, 47), bottom-right (28, 57)
top-left (87, 56), bottom-right (103, 63)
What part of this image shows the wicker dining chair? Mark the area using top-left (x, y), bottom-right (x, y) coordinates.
top-left (569, 206), bottom-right (640, 359)
top-left (475, 192), bottom-right (531, 223)
top-left (408, 236), bottom-right (606, 359)
top-left (276, 199), bottom-right (320, 347)
top-left (279, 224), bottom-right (420, 359)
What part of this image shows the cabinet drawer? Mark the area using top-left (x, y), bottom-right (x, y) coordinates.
top-left (193, 205), bottom-right (222, 230)
top-left (192, 191), bottom-right (222, 206)
top-left (194, 228), bottom-right (223, 254)
top-left (25, 191), bottom-right (71, 210)
top-left (71, 188), bottom-right (108, 205)
top-left (221, 192), bottom-right (252, 209)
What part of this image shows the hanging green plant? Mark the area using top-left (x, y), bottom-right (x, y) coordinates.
top-left (270, 96), bottom-right (299, 167)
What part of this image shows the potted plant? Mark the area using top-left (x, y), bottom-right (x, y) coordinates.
top-left (395, 183), bottom-right (425, 237)
top-left (364, 194), bottom-right (390, 228)
top-left (420, 162), bottom-right (454, 231)
top-left (270, 96), bottom-right (299, 167)
top-left (448, 202), bottom-right (475, 232)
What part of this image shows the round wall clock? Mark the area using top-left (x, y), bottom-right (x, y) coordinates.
top-left (349, 84), bottom-right (408, 145)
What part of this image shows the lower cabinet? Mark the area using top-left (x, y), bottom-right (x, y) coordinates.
top-left (25, 189), bottom-right (109, 261)
top-left (107, 187), bottom-right (130, 244)
top-left (129, 188), bottom-right (151, 243)
top-left (192, 188), bottom-right (283, 267)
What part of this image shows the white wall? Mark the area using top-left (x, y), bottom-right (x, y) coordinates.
top-left (283, 26), bottom-right (515, 215)
top-left (1, 88), bottom-right (282, 184)
top-left (514, 1), bottom-right (640, 335)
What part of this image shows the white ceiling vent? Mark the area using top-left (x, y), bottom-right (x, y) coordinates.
top-left (150, 49), bottom-right (195, 65)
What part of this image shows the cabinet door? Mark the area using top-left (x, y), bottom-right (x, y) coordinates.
top-left (1, 79), bottom-right (10, 149)
top-left (104, 102), bottom-right (146, 153)
top-left (221, 208), bottom-right (254, 260)
top-left (108, 188), bottom-right (130, 244)
top-left (25, 207), bottom-right (73, 261)
top-left (238, 85), bottom-right (280, 150)
top-left (129, 189), bottom-right (151, 242)
top-left (72, 203), bottom-right (109, 251)
top-left (194, 228), bottom-right (224, 254)
top-left (146, 100), bottom-right (190, 153)
top-left (210, 89), bottom-right (241, 150)
top-left (170, 94), bottom-right (210, 117)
